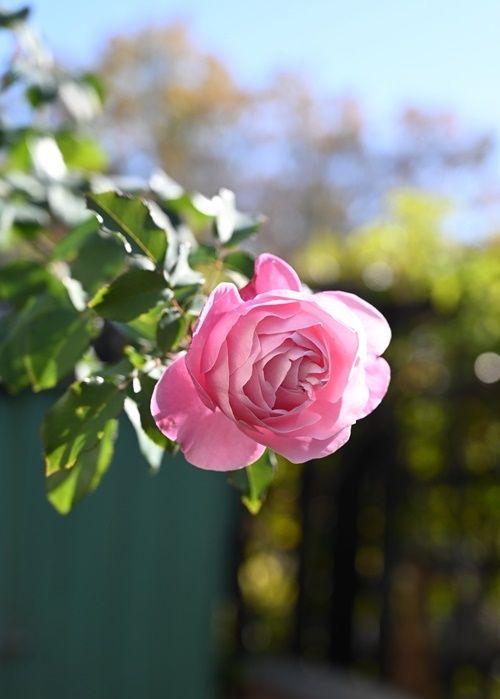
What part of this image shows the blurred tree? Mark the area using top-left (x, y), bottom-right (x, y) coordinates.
top-left (97, 23), bottom-right (249, 193)
top-left (95, 23), bottom-right (498, 254)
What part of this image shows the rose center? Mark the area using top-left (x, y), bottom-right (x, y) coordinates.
top-left (250, 333), bottom-right (328, 414)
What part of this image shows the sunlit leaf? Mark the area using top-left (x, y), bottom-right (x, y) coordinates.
top-left (0, 260), bottom-right (67, 307)
top-left (124, 304), bottom-right (164, 342)
top-left (89, 268), bottom-right (167, 322)
top-left (228, 450), bottom-right (276, 514)
top-left (25, 310), bottom-right (99, 391)
top-left (129, 374), bottom-right (173, 450)
top-left (164, 192), bottom-right (215, 232)
top-left (86, 191), bottom-right (168, 264)
top-left (70, 230), bottom-right (127, 294)
top-left (214, 188), bottom-right (237, 244)
top-left (223, 212), bottom-right (265, 247)
top-left (168, 241), bottom-right (204, 288)
top-left (29, 136), bottom-right (66, 180)
top-left (46, 419), bottom-right (117, 515)
top-left (124, 396), bottom-right (164, 471)
top-left (0, 296), bottom-right (99, 392)
top-left (188, 244), bottom-right (218, 267)
top-left (223, 250), bottom-right (255, 278)
top-left (80, 72), bottom-right (106, 105)
top-left (56, 131), bottom-right (108, 172)
top-left (156, 308), bottom-right (189, 352)
top-left (51, 216), bottom-right (99, 261)
top-left (59, 80), bottom-right (102, 122)
top-left (173, 283), bottom-right (204, 309)
top-left (42, 378), bottom-right (125, 478)
top-left (212, 188), bottom-right (264, 247)
top-left (48, 184), bottom-right (88, 225)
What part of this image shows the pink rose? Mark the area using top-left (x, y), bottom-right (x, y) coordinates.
top-left (151, 254), bottom-right (391, 470)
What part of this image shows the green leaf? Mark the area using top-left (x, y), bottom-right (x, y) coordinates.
top-left (3, 132), bottom-right (30, 170)
top-left (58, 79), bottom-right (102, 122)
top-left (168, 241), bottom-right (204, 287)
top-left (0, 260), bottom-right (67, 307)
top-left (129, 374), bottom-right (172, 450)
top-left (56, 132), bottom-right (108, 172)
top-left (89, 268), bottom-right (167, 322)
top-left (0, 296), bottom-right (98, 392)
top-left (26, 310), bottom-right (99, 391)
top-left (42, 379), bottom-right (125, 488)
top-left (222, 213), bottom-right (265, 248)
top-left (124, 304), bottom-right (164, 342)
top-left (156, 309), bottom-right (189, 352)
top-left (228, 450), bottom-right (276, 514)
top-left (86, 191), bottom-right (168, 264)
top-left (48, 184), bottom-right (88, 226)
top-left (164, 192), bottom-right (214, 232)
top-left (212, 189), bottom-right (264, 246)
top-left (25, 83), bottom-right (58, 107)
top-left (124, 396), bottom-right (165, 471)
top-left (214, 189), bottom-right (237, 244)
top-left (51, 216), bottom-right (99, 261)
top-left (80, 72), bottom-right (106, 105)
top-left (223, 251), bottom-right (255, 278)
top-left (185, 292), bottom-right (207, 318)
top-left (70, 230), bottom-right (127, 294)
top-left (5, 201), bottom-right (50, 229)
top-left (123, 345), bottom-right (148, 370)
top-left (173, 284), bottom-right (203, 309)
top-left (0, 296), bottom-right (57, 392)
top-left (46, 419), bottom-right (117, 515)
top-left (188, 244), bottom-right (218, 267)
top-left (0, 7), bottom-right (30, 28)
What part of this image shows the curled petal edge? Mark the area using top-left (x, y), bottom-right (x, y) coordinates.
top-left (151, 354), bottom-right (265, 471)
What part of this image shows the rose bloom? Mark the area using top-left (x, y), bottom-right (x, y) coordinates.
top-left (151, 254), bottom-right (391, 470)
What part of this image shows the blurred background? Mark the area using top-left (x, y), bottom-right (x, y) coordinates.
top-left (2, 1), bottom-right (500, 698)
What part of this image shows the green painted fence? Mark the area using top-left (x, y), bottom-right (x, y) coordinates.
top-left (0, 390), bottom-right (235, 699)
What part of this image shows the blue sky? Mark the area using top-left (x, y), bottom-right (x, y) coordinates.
top-left (28, 0), bottom-right (500, 134)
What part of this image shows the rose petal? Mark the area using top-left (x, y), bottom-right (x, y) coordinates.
top-left (151, 354), bottom-right (265, 471)
top-left (324, 291), bottom-right (391, 356)
top-left (186, 283), bottom-right (242, 407)
top-left (190, 282), bottom-right (242, 374)
top-left (249, 293), bottom-right (360, 404)
top-left (240, 253), bottom-right (302, 300)
top-left (360, 356), bottom-right (391, 418)
top-left (238, 421), bottom-right (352, 463)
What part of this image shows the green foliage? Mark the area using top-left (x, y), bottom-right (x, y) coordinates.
top-left (0, 9), bottom-right (264, 513)
top-left (89, 268), bottom-right (167, 321)
top-left (42, 379), bottom-right (126, 474)
top-left (0, 6), bottom-right (30, 28)
top-left (229, 450), bottom-right (276, 514)
top-left (123, 373), bottom-right (175, 471)
top-left (70, 230), bottom-right (127, 294)
top-left (0, 260), bottom-right (66, 306)
top-left (223, 250), bottom-right (255, 278)
top-left (128, 374), bottom-right (173, 450)
top-left (42, 379), bottom-right (125, 513)
top-left (86, 192), bottom-right (169, 264)
top-left (24, 309), bottom-right (98, 392)
top-left (51, 217), bottom-right (100, 261)
top-left (46, 419), bottom-right (117, 514)
top-left (156, 309), bottom-right (190, 352)
top-left (0, 295), bottom-right (99, 393)
top-left (56, 132), bottom-right (108, 172)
